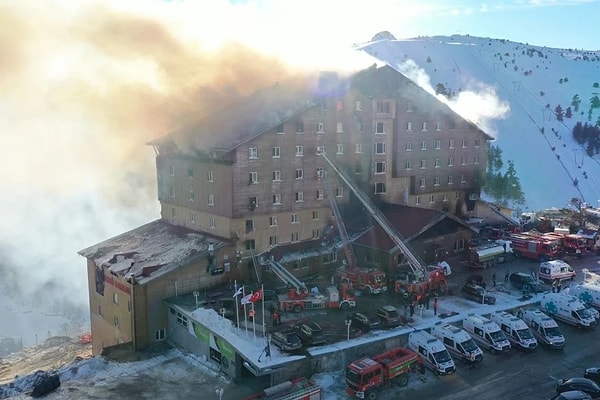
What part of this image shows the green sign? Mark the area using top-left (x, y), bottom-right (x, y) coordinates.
top-left (215, 336), bottom-right (235, 360)
top-left (192, 322), bottom-right (209, 343)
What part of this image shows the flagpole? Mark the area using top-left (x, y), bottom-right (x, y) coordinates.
top-left (252, 302), bottom-right (256, 339)
top-left (234, 280), bottom-right (240, 329)
top-left (261, 284), bottom-right (266, 341)
top-left (243, 288), bottom-right (248, 336)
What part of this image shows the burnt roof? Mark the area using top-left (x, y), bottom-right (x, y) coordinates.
top-left (78, 220), bottom-right (230, 285)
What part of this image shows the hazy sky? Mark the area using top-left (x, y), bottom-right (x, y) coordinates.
top-left (0, 0), bottom-right (597, 326)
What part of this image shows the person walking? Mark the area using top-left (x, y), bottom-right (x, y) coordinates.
top-left (410, 300), bottom-right (415, 317)
top-left (433, 297), bottom-right (438, 316)
top-left (272, 309), bottom-right (279, 327)
top-left (467, 352), bottom-right (476, 369)
top-left (505, 270), bottom-right (509, 283)
top-left (492, 272), bottom-right (496, 287)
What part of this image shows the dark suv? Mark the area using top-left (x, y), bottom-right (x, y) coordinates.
top-left (461, 283), bottom-right (496, 305)
top-left (270, 328), bottom-right (302, 352)
top-left (293, 322), bottom-right (326, 346)
top-left (509, 272), bottom-right (549, 294)
top-left (375, 305), bottom-right (403, 328)
top-left (349, 311), bottom-right (382, 332)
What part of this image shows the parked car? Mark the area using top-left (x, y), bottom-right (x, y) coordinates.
top-left (461, 283), bottom-right (496, 305)
top-left (550, 391), bottom-right (593, 400)
top-left (584, 304), bottom-right (600, 320)
top-left (375, 305), bottom-right (403, 328)
top-left (556, 378), bottom-right (600, 399)
top-left (509, 272), bottom-right (550, 294)
top-left (348, 311), bottom-right (382, 332)
top-left (270, 328), bottom-right (302, 352)
top-left (584, 368), bottom-right (600, 383)
top-left (293, 322), bottom-right (326, 346)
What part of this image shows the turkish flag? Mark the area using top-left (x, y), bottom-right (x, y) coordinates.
top-left (249, 289), bottom-right (262, 303)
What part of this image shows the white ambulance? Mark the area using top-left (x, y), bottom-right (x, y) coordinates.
top-left (462, 313), bottom-right (511, 353)
top-left (489, 310), bottom-right (538, 351)
top-left (407, 330), bottom-right (456, 375)
top-left (539, 260), bottom-right (576, 283)
top-left (430, 322), bottom-right (484, 364)
top-left (540, 292), bottom-right (597, 329)
top-left (516, 308), bottom-right (565, 349)
top-left (568, 283), bottom-right (600, 310)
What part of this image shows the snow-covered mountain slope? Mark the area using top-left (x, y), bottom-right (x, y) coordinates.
top-left (359, 35), bottom-right (600, 211)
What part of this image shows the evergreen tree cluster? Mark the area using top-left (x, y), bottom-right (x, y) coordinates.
top-left (572, 121), bottom-right (600, 156)
top-left (483, 145), bottom-right (526, 206)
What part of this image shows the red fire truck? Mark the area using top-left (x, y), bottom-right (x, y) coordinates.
top-left (346, 347), bottom-right (421, 399)
top-left (244, 377), bottom-right (321, 400)
top-left (542, 232), bottom-right (587, 258)
top-left (278, 284), bottom-right (356, 313)
top-left (337, 267), bottom-right (388, 295)
top-left (508, 233), bottom-right (561, 262)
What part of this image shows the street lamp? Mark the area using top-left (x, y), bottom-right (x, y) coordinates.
top-left (344, 316), bottom-right (352, 341)
top-left (215, 388), bottom-right (224, 400)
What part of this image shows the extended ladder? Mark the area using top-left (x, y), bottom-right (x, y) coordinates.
top-left (265, 258), bottom-right (308, 292)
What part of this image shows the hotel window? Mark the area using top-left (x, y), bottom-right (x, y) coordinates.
top-left (249, 171), bottom-right (259, 184)
top-left (295, 169), bottom-right (303, 179)
top-left (406, 141), bottom-right (413, 151)
top-left (296, 192), bottom-right (304, 202)
top-left (435, 122), bottom-right (441, 131)
top-left (421, 122), bottom-right (427, 131)
top-left (114, 315), bottom-right (120, 328)
top-left (354, 143), bottom-right (361, 153)
top-left (317, 189), bottom-right (324, 200)
top-left (190, 212), bottom-right (196, 224)
top-left (312, 229), bottom-right (320, 239)
top-left (337, 144), bottom-right (344, 154)
top-left (377, 101), bottom-right (390, 114)
top-left (420, 177), bottom-right (426, 187)
top-left (312, 210), bottom-right (319, 220)
top-left (449, 139), bottom-right (454, 149)
top-left (434, 176), bottom-right (440, 186)
top-left (420, 159), bottom-right (427, 169)
top-left (429, 194), bottom-right (435, 203)
top-left (272, 147), bottom-right (280, 158)
top-left (269, 216), bottom-right (278, 226)
top-left (316, 168), bottom-right (324, 179)
top-left (421, 140), bottom-right (427, 151)
top-left (461, 174), bottom-right (467, 183)
top-left (474, 155), bottom-right (479, 164)
top-left (245, 219), bottom-right (254, 232)
top-left (374, 142), bottom-right (386, 154)
top-left (434, 158), bottom-right (441, 168)
top-left (188, 190), bottom-right (195, 202)
top-left (276, 124), bottom-right (284, 134)
top-left (176, 312), bottom-right (188, 328)
top-left (474, 138), bottom-right (480, 147)
top-left (113, 292), bottom-right (119, 305)
top-left (169, 165), bottom-right (175, 176)
top-left (208, 194), bottom-right (214, 206)
top-left (187, 168), bottom-right (194, 179)
top-left (374, 182), bottom-right (386, 194)
top-left (356, 121), bottom-right (365, 132)
top-left (435, 139), bottom-right (441, 149)
top-left (405, 160), bottom-right (412, 170)
top-left (207, 170), bottom-right (214, 182)
top-left (407, 102), bottom-right (414, 112)
top-left (407, 122), bottom-right (413, 131)
top-left (454, 239), bottom-right (465, 251)
top-left (317, 122), bottom-right (325, 133)
top-left (269, 236), bottom-right (278, 246)
top-left (336, 122), bottom-right (344, 133)
top-left (246, 239), bottom-right (256, 250)
top-left (375, 122), bottom-right (386, 134)
top-left (291, 213), bottom-right (299, 224)
top-left (448, 175), bottom-right (454, 185)
top-left (375, 161), bottom-right (386, 174)
top-left (415, 196), bottom-right (421, 205)
top-left (336, 187), bottom-right (344, 197)
top-left (295, 145), bottom-right (304, 157)
top-left (155, 329), bottom-right (166, 341)
top-left (295, 120), bottom-right (304, 133)
top-left (209, 217), bottom-right (216, 229)
top-left (273, 170), bottom-right (281, 182)
top-left (249, 196), bottom-right (258, 209)
top-left (462, 138), bottom-right (468, 148)
top-left (169, 185), bottom-right (175, 198)
top-left (249, 147), bottom-right (258, 159)
top-left (291, 232), bottom-right (300, 242)
top-left (272, 193), bottom-right (281, 205)
top-left (461, 156), bottom-right (467, 165)
top-left (355, 101), bottom-right (362, 111)
top-left (448, 157), bottom-right (454, 167)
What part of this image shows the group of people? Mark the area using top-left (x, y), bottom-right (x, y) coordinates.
top-left (403, 290), bottom-right (439, 317)
top-left (269, 303), bottom-right (282, 326)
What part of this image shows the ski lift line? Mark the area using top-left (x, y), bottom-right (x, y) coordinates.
top-left (321, 167), bottom-right (358, 268)
top-left (249, 248), bottom-right (262, 284)
top-left (266, 259), bottom-right (307, 292)
top-left (318, 151), bottom-right (428, 280)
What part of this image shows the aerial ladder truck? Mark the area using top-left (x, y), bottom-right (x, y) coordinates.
top-left (318, 150), bottom-right (448, 298)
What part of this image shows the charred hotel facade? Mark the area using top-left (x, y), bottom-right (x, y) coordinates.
top-left (79, 64), bottom-right (491, 358)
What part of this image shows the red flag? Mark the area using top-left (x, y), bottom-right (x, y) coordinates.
top-left (249, 289), bottom-right (262, 303)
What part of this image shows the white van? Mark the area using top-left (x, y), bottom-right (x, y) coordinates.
top-left (540, 292), bottom-right (596, 329)
top-left (407, 330), bottom-right (456, 375)
top-left (430, 322), bottom-right (483, 364)
top-left (539, 260), bottom-right (576, 283)
top-left (516, 308), bottom-right (565, 349)
top-left (462, 313), bottom-right (511, 354)
top-left (568, 283), bottom-right (600, 310)
top-left (489, 311), bottom-right (538, 351)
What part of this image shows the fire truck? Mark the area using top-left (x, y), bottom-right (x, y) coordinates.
top-left (318, 151), bottom-right (447, 298)
top-left (542, 231), bottom-right (587, 258)
top-left (244, 377), bottom-right (321, 400)
top-left (346, 347), bottom-right (421, 399)
top-left (277, 285), bottom-right (356, 313)
top-left (466, 241), bottom-right (514, 268)
top-left (508, 233), bottom-right (561, 262)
